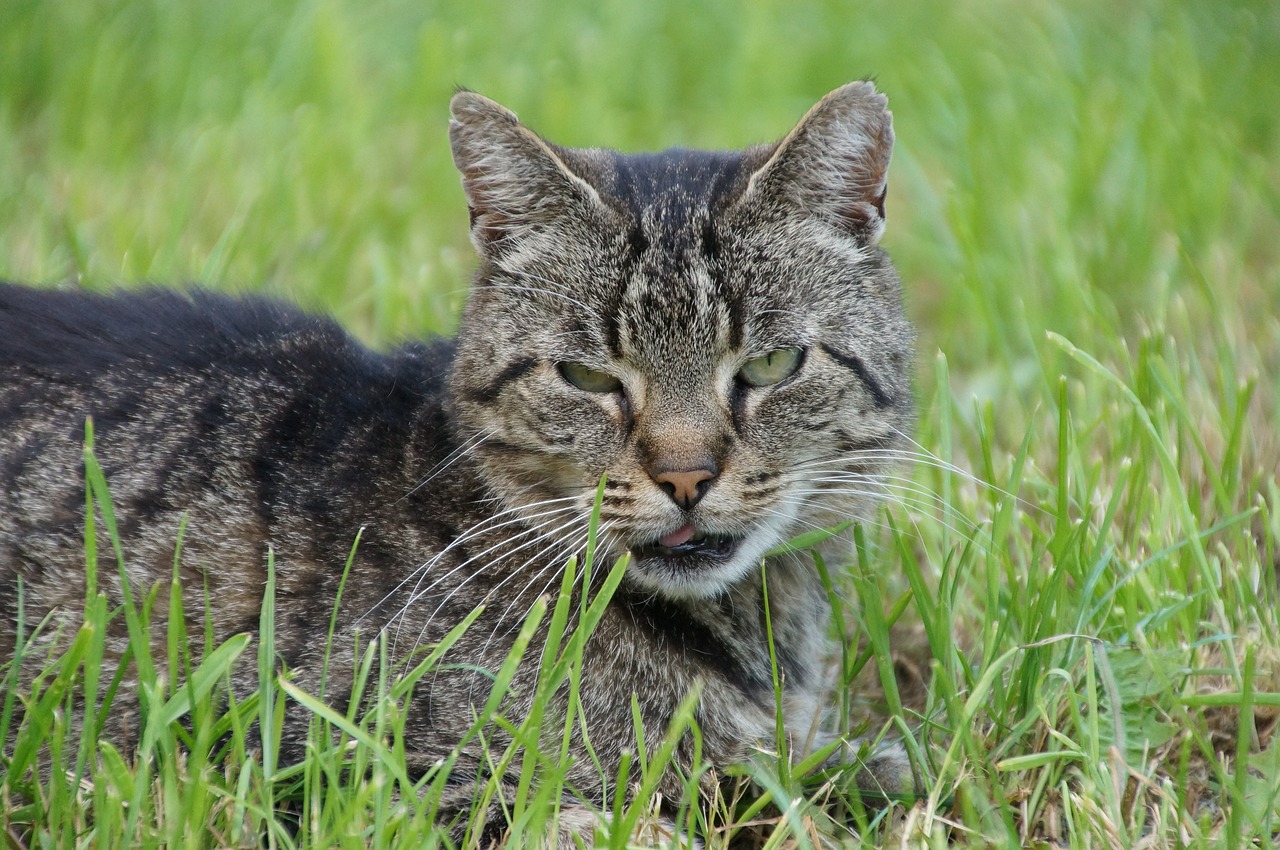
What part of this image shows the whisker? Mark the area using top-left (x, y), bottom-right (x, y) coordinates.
top-left (793, 449), bottom-right (972, 478)
top-left (409, 510), bottom-right (591, 639)
top-left (758, 501), bottom-right (897, 542)
top-left (474, 518), bottom-right (615, 659)
top-left (890, 427), bottom-right (1035, 509)
top-left (373, 507), bottom-right (579, 637)
top-left (777, 484), bottom-right (989, 553)
top-left (387, 511), bottom-right (577, 652)
top-left (805, 472), bottom-right (976, 514)
top-left (787, 486), bottom-right (973, 531)
top-left (412, 512), bottom-right (596, 669)
top-left (357, 494), bottom-right (583, 625)
top-left (398, 427), bottom-right (496, 502)
top-left (802, 462), bottom-right (1016, 533)
top-left (791, 470), bottom-right (978, 516)
top-left (791, 443), bottom-right (1032, 515)
top-left (363, 499), bottom-right (583, 604)
top-left (479, 279), bottom-right (602, 320)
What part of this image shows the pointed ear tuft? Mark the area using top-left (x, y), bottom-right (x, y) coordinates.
top-left (742, 81), bottom-right (894, 244)
top-left (448, 92), bottom-right (601, 256)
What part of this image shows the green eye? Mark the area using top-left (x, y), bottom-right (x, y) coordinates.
top-left (738, 347), bottom-right (804, 387)
top-left (558, 362), bottom-right (623, 393)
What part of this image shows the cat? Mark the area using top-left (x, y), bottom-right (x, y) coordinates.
top-left (0, 81), bottom-right (916, 844)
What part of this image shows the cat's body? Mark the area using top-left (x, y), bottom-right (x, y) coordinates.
top-left (0, 83), bottom-right (915, 840)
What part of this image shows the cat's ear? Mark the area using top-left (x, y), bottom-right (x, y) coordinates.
top-left (741, 81), bottom-right (893, 245)
top-left (449, 91), bottom-right (603, 257)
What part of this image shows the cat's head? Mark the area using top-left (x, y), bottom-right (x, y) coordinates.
top-left (447, 83), bottom-right (914, 600)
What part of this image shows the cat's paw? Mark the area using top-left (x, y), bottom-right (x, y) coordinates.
top-left (551, 803), bottom-right (700, 849)
top-left (813, 735), bottom-right (919, 801)
top-left (849, 740), bottom-right (916, 799)
top-left (438, 777), bottom-right (698, 849)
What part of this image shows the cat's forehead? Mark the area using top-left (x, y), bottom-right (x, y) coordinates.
top-left (530, 145), bottom-right (867, 367)
top-left (600, 148), bottom-right (752, 221)
top-left (589, 149), bottom-right (749, 363)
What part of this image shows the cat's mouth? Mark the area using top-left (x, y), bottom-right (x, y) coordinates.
top-left (631, 523), bottom-right (739, 562)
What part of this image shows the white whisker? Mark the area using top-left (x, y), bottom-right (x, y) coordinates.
top-left (361, 495), bottom-right (583, 627)
top-left (474, 518), bottom-right (616, 658)
top-left (398, 427), bottom-right (496, 502)
top-left (407, 509), bottom-right (592, 645)
top-left (479, 279), bottom-right (602, 320)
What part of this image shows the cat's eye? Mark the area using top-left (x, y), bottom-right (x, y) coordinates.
top-left (738, 347), bottom-right (804, 388)
top-left (558, 362), bottom-right (623, 394)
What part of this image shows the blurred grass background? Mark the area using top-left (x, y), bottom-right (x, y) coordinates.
top-left (4, 0), bottom-right (1276, 505)
top-left (2, 0), bottom-right (1276, 372)
top-left (2, 0), bottom-right (1280, 845)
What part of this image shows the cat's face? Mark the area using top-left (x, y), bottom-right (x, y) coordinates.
top-left (448, 83), bottom-right (913, 599)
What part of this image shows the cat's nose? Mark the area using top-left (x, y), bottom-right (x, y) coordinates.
top-left (651, 466), bottom-right (717, 509)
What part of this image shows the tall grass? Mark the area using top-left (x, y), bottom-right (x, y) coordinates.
top-left (1, 0), bottom-right (1278, 846)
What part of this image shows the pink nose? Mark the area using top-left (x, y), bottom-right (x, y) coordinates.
top-left (652, 468), bottom-right (716, 509)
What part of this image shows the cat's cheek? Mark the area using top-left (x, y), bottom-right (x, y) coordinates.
top-left (515, 392), bottom-right (627, 468)
top-left (738, 381), bottom-right (846, 449)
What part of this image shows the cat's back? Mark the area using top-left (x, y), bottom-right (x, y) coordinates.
top-left (1, 283), bottom-right (449, 478)
top-left (1, 283), bottom-right (364, 385)
top-left (0, 284), bottom-right (462, 596)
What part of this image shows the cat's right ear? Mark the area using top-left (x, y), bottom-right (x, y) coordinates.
top-left (449, 91), bottom-right (603, 258)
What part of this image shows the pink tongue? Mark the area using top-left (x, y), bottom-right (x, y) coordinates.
top-left (659, 523), bottom-right (698, 548)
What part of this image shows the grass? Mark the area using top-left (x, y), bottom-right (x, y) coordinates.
top-left (2, 0), bottom-right (1279, 846)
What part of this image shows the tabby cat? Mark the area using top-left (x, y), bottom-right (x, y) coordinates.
top-left (0, 82), bottom-right (915, 843)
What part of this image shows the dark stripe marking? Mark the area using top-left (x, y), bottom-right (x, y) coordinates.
top-left (833, 430), bottom-right (896, 455)
top-left (469, 357), bottom-right (537, 403)
top-left (820, 344), bottom-right (894, 409)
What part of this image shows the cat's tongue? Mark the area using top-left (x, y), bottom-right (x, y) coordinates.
top-left (659, 523), bottom-right (698, 548)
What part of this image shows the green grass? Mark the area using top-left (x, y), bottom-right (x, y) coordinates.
top-left (2, 0), bottom-right (1279, 846)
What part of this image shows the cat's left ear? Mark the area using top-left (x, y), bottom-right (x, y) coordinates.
top-left (449, 90), bottom-right (605, 258)
top-left (740, 81), bottom-right (893, 245)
